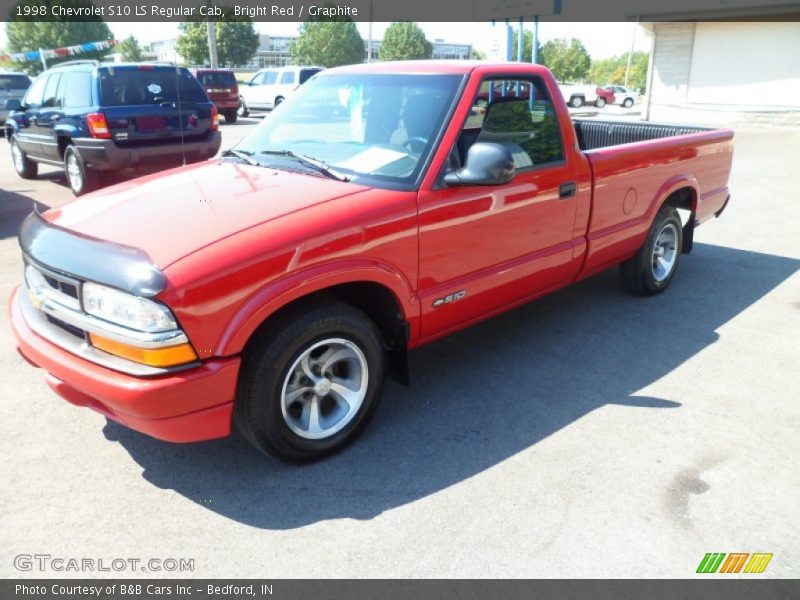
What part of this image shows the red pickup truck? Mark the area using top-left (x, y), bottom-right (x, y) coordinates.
top-left (10, 62), bottom-right (733, 462)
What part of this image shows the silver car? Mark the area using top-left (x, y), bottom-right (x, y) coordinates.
top-left (0, 71), bottom-right (31, 124)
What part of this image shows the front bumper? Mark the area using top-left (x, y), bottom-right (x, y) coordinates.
top-left (9, 286), bottom-right (240, 443)
top-left (73, 131), bottom-right (222, 171)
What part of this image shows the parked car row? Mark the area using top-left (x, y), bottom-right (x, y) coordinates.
top-left (558, 83), bottom-right (616, 108)
top-left (3, 61), bottom-right (326, 195)
top-left (238, 65), bottom-right (324, 116)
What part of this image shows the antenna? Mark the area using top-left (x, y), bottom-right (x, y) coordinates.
top-left (173, 54), bottom-right (187, 167)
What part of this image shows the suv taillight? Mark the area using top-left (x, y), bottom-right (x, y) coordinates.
top-left (210, 105), bottom-right (219, 131)
top-left (86, 113), bottom-right (111, 139)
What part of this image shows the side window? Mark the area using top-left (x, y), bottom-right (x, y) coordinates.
top-left (461, 77), bottom-right (564, 170)
top-left (23, 75), bottom-right (48, 108)
top-left (59, 72), bottom-right (92, 108)
top-left (250, 72), bottom-right (265, 86)
top-left (280, 71), bottom-right (295, 84)
top-left (263, 71), bottom-right (278, 85)
top-left (42, 73), bottom-right (61, 108)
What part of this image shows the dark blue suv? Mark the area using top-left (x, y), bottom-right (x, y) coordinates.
top-left (4, 61), bottom-right (221, 195)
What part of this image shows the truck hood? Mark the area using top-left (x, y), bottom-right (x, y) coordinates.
top-left (43, 160), bottom-right (370, 269)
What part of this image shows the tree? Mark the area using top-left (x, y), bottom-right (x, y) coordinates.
top-left (217, 21), bottom-right (260, 67)
top-left (378, 22), bottom-right (432, 61)
top-left (539, 38), bottom-right (591, 82)
top-left (117, 35), bottom-right (142, 62)
top-left (470, 48), bottom-right (486, 60)
top-left (177, 22), bottom-right (208, 66)
top-left (510, 29), bottom-right (541, 62)
top-left (589, 51), bottom-right (649, 92)
top-left (5, 2), bottom-right (112, 75)
top-left (292, 19), bottom-right (364, 68)
top-left (177, 12), bottom-right (259, 67)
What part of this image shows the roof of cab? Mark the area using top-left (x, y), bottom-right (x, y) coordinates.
top-left (320, 60), bottom-right (555, 77)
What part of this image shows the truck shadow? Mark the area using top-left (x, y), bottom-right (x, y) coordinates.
top-left (0, 189), bottom-right (50, 240)
top-left (104, 243), bottom-right (799, 529)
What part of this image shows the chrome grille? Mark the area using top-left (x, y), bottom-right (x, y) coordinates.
top-left (24, 263), bottom-right (82, 311)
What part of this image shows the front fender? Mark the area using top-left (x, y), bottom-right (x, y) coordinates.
top-left (214, 258), bottom-right (420, 356)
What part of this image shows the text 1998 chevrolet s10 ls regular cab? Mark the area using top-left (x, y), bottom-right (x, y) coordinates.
top-left (10, 62), bottom-right (733, 462)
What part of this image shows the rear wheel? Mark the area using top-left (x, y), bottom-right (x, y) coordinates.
top-left (237, 98), bottom-right (249, 117)
top-left (10, 136), bottom-right (38, 179)
top-left (569, 95), bottom-right (584, 108)
top-left (223, 110), bottom-right (238, 123)
top-left (64, 145), bottom-right (98, 196)
top-left (621, 205), bottom-right (683, 296)
top-left (595, 97), bottom-right (606, 108)
top-left (234, 301), bottom-right (386, 462)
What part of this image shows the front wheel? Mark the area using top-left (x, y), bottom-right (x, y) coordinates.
top-left (234, 301), bottom-right (386, 462)
top-left (274, 96), bottom-right (284, 107)
top-left (595, 97), bottom-right (606, 108)
top-left (10, 136), bottom-right (38, 179)
top-left (620, 205), bottom-right (683, 296)
top-left (623, 98), bottom-right (634, 108)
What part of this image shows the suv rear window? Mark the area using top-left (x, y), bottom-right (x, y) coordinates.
top-left (98, 67), bottom-right (207, 106)
top-left (196, 71), bottom-right (236, 87)
top-left (299, 69), bottom-right (321, 84)
top-left (0, 75), bottom-right (30, 90)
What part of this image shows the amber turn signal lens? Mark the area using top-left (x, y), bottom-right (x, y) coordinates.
top-left (89, 334), bottom-right (197, 367)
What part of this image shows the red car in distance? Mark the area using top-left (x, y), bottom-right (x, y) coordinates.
top-left (191, 68), bottom-right (240, 123)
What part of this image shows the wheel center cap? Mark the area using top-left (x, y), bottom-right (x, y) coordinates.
top-left (314, 379), bottom-right (331, 396)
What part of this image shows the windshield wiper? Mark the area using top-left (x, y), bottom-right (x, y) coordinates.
top-left (259, 150), bottom-right (349, 182)
top-left (221, 148), bottom-right (259, 166)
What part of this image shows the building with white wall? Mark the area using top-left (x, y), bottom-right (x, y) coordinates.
top-left (639, 13), bottom-right (800, 126)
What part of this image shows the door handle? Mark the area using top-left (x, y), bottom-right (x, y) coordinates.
top-left (559, 181), bottom-right (577, 199)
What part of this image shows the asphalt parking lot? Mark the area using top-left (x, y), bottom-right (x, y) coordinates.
top-left (0, 117), bottom-right (798, 578)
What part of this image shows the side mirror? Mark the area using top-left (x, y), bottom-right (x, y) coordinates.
top-left (443, 142), bottom-right (516, 187)
top-left (4, 98), bottom-right (22, 112)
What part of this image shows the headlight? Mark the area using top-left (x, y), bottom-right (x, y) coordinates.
top-left (82, 282), bottom-right (177, 332)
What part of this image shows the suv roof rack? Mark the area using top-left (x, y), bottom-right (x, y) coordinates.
top-left (49, 60), bottom-right (100, 69)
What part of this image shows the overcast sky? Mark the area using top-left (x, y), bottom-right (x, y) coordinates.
top-left (1, 21), bottom-right (651, 61)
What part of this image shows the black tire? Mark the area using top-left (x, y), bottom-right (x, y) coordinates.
top-left (64, 145), bottom-right (98, 196)
top-left (621, 205), bottom-right (683, 296)
top-left (9, 135), bottom-right (38, 179)
top-left (570, 95), bottom-right (584, 108)
top-left (623, 98), bottom-right (634, 108)
top-left (596, 97), bottom-right (606, 108)
top-left (224, 109), bottom-right (238, 124)
top-left (234, 301), bottom-right (387, 462)
top-left (237, 98), bottom-right (249, 117)
top-left (274, 96), bottom-right (284, 107)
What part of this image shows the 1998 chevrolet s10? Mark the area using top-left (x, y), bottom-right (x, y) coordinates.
top-left (10, 62), bottom-right (733, 461)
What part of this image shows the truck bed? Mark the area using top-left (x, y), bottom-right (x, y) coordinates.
top-left (573, 119), bottom-right (711, 151)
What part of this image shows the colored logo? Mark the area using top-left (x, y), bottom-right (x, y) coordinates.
top-left (697, 553), bottom-right (773, 574)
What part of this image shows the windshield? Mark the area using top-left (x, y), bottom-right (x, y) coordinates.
top-left (236, 73), bottom-right (463, 187)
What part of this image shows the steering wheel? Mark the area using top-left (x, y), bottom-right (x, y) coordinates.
top-left (402, 136), bottom-right (428, 153)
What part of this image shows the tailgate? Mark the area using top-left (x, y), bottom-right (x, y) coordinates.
top-left (98, 66), bottom-right (213, 145)
top-left (104, 102), bottom-right (212, 145)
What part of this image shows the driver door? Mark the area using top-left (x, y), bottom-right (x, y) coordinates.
top-left (417, 76), bottom-right (590, 341)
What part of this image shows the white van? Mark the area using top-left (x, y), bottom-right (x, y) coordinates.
top-left (238, 65), bottom-right (324, 115)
